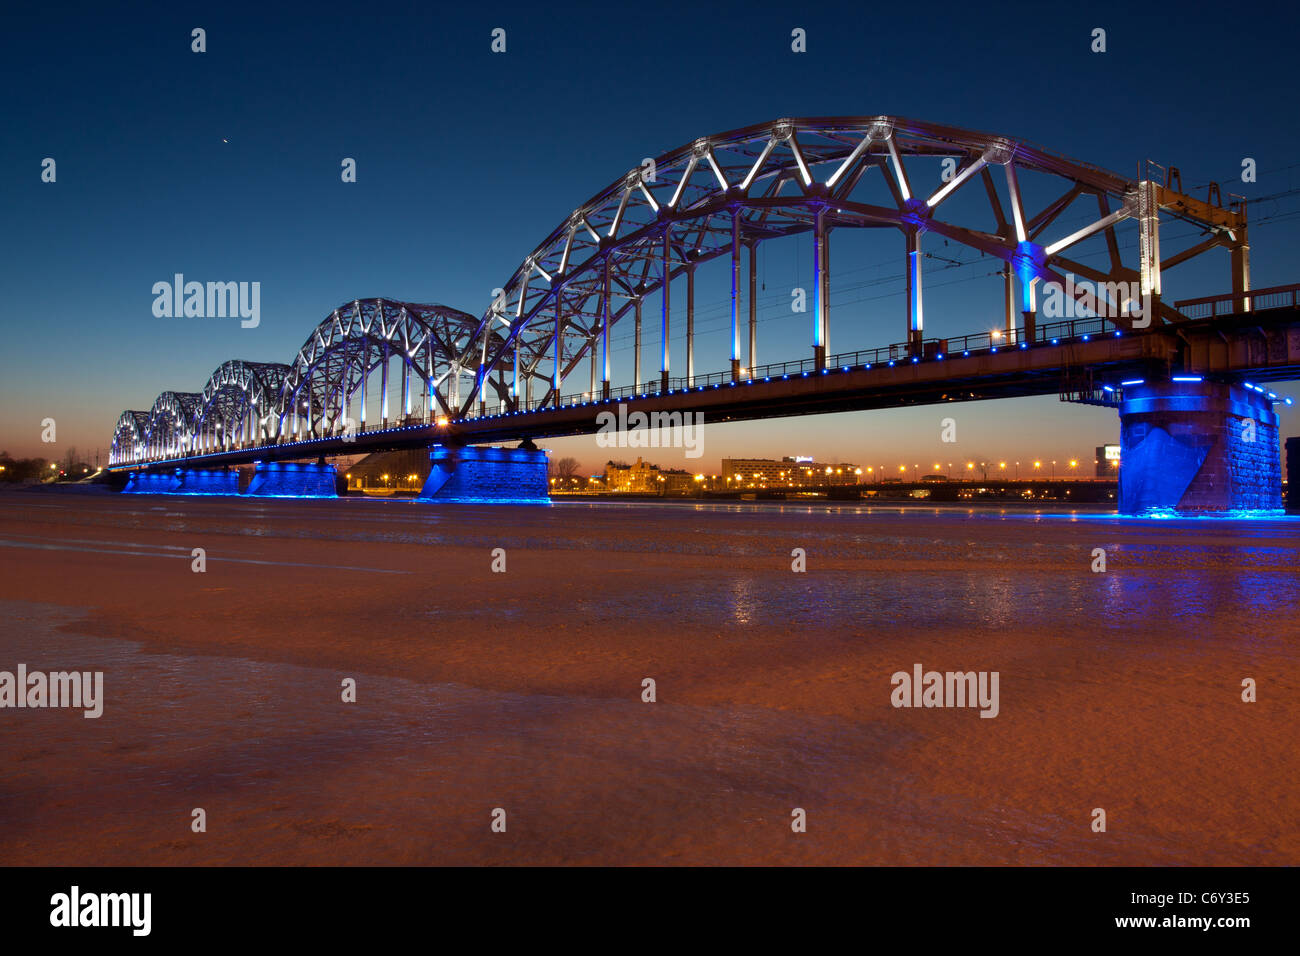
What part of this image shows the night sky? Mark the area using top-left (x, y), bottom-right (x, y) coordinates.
top-left (4, 0), bottom-right (1298, 472)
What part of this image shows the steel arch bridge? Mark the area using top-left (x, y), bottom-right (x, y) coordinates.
top-left (110, 114), bottom-right (1260, 469)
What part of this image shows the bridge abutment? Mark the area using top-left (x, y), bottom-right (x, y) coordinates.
top-left (417, 445), bottom-right (550, 505)
top-left (244, 461), bottom-right (339, 498)
top-left (1119, 380), bottom-right (1282, 515)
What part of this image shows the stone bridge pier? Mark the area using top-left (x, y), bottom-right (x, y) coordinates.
top-left (1119, 380), bottom-right (1282, 515)
top-left (418, 444), bottom-right (550, 505)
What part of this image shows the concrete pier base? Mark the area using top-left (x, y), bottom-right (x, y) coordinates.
top-left (122, 471), bottom-right (181, 494)
top-left (418, 445), bottom-right (550, 505)
top-left (173, 469), bottom-right (241, 495)
top-left (1287, 437), bottom-right (1300, 515)
top-left (244, 461), bottom-right (338, 498)
top-left (1119, 380), bottom-right (1282, 515)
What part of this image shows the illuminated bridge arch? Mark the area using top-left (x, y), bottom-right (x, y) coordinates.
top-left (469, 115), bottom-right (1246, 411)
top-left (109, 115), bottom-right (1251, 468)
top-left (275, 298), bottom-right (505, 439)
top-left (110, 411), bottom-right (150, 466)
top-left (193, 360), bottom-right (291, 453)
top-left (144, 391), bottom-right (202, 460)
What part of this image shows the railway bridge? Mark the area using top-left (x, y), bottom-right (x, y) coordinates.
top-left (108, 116), bottom-right (1298, 514)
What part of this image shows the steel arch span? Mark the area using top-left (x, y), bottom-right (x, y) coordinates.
top-left (193, 360), bottom-right (292, 454)
top-left (109, 115), bottom-right (1255, 469)
top-left (274, 298), bottom-right (500, 442)
top-left (475, 115), bottom-right (1246, 413)
top-left (110, 411), bottom-right (150, 466)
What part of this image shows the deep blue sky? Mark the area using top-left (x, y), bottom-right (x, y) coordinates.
top-left (3, 0), bottom-right (1299, 471)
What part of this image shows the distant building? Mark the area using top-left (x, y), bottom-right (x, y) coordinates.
top-left (1096, 444), bottom-right (1120, 478)
top-left (720, 456), bottom-right (860, 489)
top-left (603, 457), bottom-right (698, 495)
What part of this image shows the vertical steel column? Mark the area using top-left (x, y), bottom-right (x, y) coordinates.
top-left (729, 209), bottom-right (740, 380)
top-left (402, 360), bottom-right (410, 419)
top-left (1231, 214), bottom-right (1251, 312)
top-left (634, 297), bottom-right (642, 392)
top-left (1021, 275), bottom-right (1038, 343)
top-left (906, 227), bottom-right (923, 354)
top-left (823, 223), bottom-right (831, 357)
top-left (426, 350), bottom-right (434, 422)
top-left (813, 207), bottom-right (827, 369)
top-left (553, 300), bottom-right (563, 407)
top-left (601, 255), bottom-right (611, 398)
top-left (1003, 264), bottom-right (1017, 344)
top-left (1137, 178), bottom-right (1162, 326)
top-left (360, 351), bottom-right (368, 425)
top-left (748, 242), bottom-right (757, 375)
top-left (477, 327), bottom-right (488, 418)
top-left (380, 345), bottom-right (390, 424)
top-left (660, 228), bottom-right (671, 392)
top-left (687, 262), bottom-right (696, 383)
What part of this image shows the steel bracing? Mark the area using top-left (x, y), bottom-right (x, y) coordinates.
top-left (111, 116), bottom-right (1252, 468)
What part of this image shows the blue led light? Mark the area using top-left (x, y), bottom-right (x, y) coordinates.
top-left (1121, 379), bottom-right (1144, 386)
top-left (1172, 376), bottom-right (1202, 383)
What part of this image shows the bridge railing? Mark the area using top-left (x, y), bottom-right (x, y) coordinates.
top-left (1174, 282), bottom-right (1300, 319)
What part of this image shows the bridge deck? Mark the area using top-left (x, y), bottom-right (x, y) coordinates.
top-left (111, 305), bottom-right (1300, 473)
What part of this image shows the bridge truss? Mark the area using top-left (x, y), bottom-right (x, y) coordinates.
top-left (110, 116), bottom-right (1249, 468)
